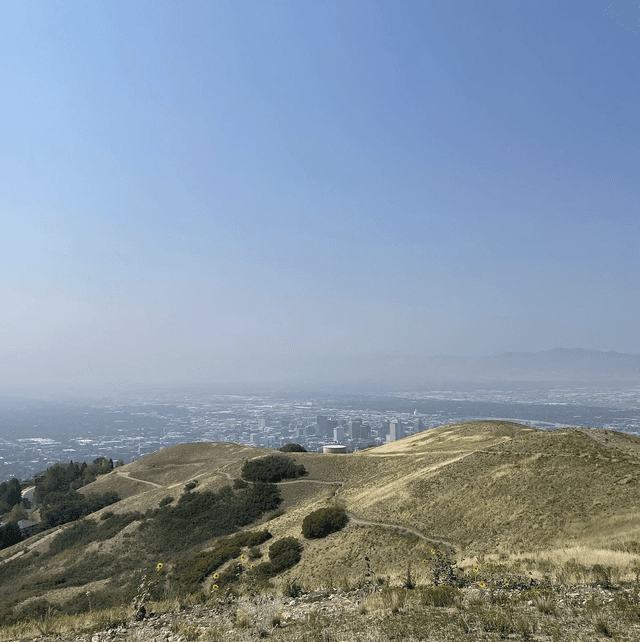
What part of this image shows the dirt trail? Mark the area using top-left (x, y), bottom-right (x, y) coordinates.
top-left (112, 470), bottom-right (163, 488)
top-left (345, 512), bottom-right (459, 552)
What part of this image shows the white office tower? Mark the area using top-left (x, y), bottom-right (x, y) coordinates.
top-left (389, 420), bottom-right (403, 442)
top-left (333, 426), bottom-right (344, 442)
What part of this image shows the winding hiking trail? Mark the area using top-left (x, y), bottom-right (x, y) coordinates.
top-left (112, 470), bottom-right (163, 488)
top-left (345, 512), bottom-right (460, 553)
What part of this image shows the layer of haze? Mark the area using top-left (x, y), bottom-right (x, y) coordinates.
top-left (1, 1), bottom-right (639, 391)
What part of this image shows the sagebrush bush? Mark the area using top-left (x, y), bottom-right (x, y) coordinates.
top-left (241, 455), bottom-right (307, 483)
top-left (141, 483), bottom-right (280, 554)
top-left (301, 505), bottom-right (348, 539)
top-left (252, 537), bottom-right (303, 578)
top-left (175, 529), bottom-right (272, 591)
top-left (279, 444), bottom-right (307, 452)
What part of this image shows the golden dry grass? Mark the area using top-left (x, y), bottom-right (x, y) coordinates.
top-left (5, 419), bottom-right (640, 634)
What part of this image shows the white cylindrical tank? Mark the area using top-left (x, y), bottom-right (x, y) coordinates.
top-left (323, 444), bottom-right (347, 454)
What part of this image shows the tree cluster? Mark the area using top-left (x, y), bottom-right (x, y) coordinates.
top-left (0, 522), bottom-right (22, 551)
top-left (241, 455), bottom-right (307, 483)
top-left (39, 490), bottom-right (120, 529)
top-left (301, 505), bottom-right (349, 539)
top-left (34, 457), bottom-right (114, 504)
top-left (0, 479), bottom-right (22, 514)
top-left (141, 482), bottom-right (282, 554)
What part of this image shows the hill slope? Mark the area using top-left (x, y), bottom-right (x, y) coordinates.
top-left (1, 420), bottom-right (640, 637)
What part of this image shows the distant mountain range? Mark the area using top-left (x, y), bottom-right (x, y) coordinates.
top-left (300, 348), bottom-right (640, 385)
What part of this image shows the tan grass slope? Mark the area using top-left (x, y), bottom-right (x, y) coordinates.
top-left (3, 420), bottom-right (640, 612)
top-left (23, 420), bottom-right (640, 557)
top-left (68, 419), bottom-right (640, 564)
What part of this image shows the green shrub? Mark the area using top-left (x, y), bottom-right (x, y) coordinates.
top-left (233, 529), bottom-right (272, 548)
top-left (177, 544), bottom-right (241, 591)
top-left (241, 455), bottom-right (307, 483)
top-left (0, 522), bottom-right (23, 550)
top-left (217, 562), bottom-right (243, 587)
top-left (233, 478), bottom-right (248, 489)
top-left (159, 496), bottom-right (174, 508)
top-left (142, 484), bottom-right (280, 554)
top-left (40, 490), bottom-right (120, 529)
top-left (301, 505), bottom-right (348, 539)
top-left (252, 537), bottom-right (302, 578)
top-left (279, 444), bottom-right (307, 452)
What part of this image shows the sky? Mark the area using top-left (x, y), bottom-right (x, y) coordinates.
top-left (0, 0), bottom-right (639, 390)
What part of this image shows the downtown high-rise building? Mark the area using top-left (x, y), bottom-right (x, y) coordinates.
top-left (389, 419), bottom-right (403, 442)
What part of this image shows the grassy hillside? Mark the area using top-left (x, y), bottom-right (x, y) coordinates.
top-left (2, 420), bottom-right (640, 641)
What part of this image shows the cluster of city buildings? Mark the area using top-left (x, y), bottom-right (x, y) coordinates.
top-left (247, 412), bottom-right (427, 451)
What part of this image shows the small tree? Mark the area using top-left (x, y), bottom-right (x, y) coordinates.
top-left (0, 522), bottom-right (23, 550)
top-left (6, 503), bottom-right (27, 524)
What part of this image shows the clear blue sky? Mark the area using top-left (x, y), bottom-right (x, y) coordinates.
top-left (1, 0), bottom-right (638, 389)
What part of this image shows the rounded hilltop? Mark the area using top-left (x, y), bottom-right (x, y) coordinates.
top-left (2, 420), bottom-right (640, 642)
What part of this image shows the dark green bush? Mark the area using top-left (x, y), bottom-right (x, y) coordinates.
top-left (253, 537), bottom-right (302, 578)
top-left (279, 444), bottom-right (307, 452)
top-left (233, 529), bottom-right (272, 548)
top-left (269, 537), bottom-right (303, 561)
top-left (176, 530), bottom-right (272, 591)
top-left (48, 520), bottom-right (98, 555)
top-left (142, 483), bottom-right (281, 554)
top-left (217, 562), bottom-right (243, 587)
top-left (159, 496), bottom-right (174, 507)
top-left (177, 544), bottom-right (241, 591)
top-left (301, 505), bottom-right (348, 539)
top-left (241, 455), bottom-right (307, 483)
top-left (0, 522), bottom-right (23, 550)
top-left (233, 478), bottom-right (248, 489)
top-left (40, 490), bottom-right (120, 529)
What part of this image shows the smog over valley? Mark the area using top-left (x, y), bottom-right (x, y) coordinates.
top-left (1, 1), bottom-right (639, 641)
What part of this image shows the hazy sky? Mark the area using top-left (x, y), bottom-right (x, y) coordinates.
top-left (1, 0), bottom-right (639, 389)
